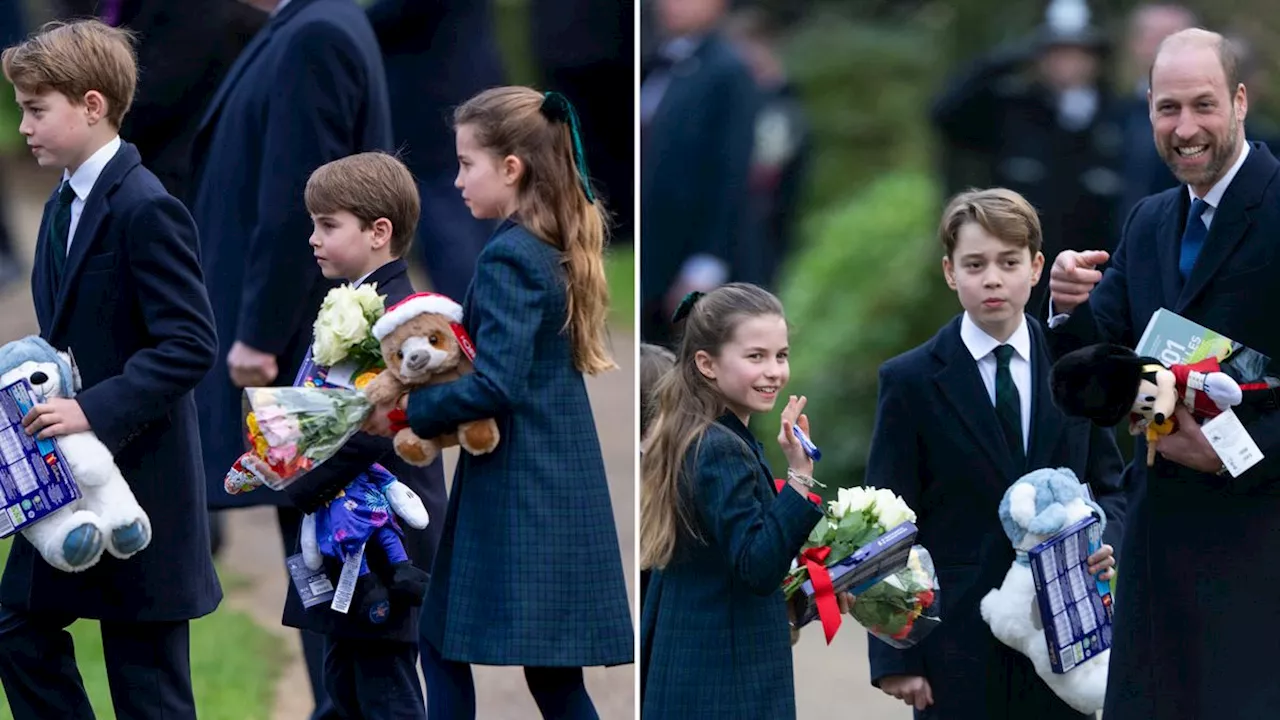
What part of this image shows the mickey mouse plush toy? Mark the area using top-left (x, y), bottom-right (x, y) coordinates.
top-left (1050, 344), bottom-right (1251, 466)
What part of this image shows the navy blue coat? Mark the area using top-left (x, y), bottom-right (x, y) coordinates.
top-left (1047, 142), bottom-right (1280, 720)
top-left (405, 220), bottom-right (633, 667)
top-left (639, 32), bottom-right (759, 339)
top-left (366, 0), bottom-right (504, 177)
top-left (0, 143), bottom-right (221, 621)
top-left (280, 259), bottom-right (446, 644)
top-left (640, 413), bottom-right (822, 719)
top-left (866, 315), bottom-right (1126, 720)
top-left (190, 0), bottom-right (393, 509)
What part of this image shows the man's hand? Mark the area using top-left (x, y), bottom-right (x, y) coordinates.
top-left (879, 675), bottom-right (934, 710)
top-left (228, 341), bottom-right (278, 388)
top-left (23, 398), bottom-right (89, 439)
top-left (1049, 250), bottom-right (1110, 314)
top-left (1087, 543), bottom-right (1116, 582)
top-left (1156, 405), bottom-right (1224, 473)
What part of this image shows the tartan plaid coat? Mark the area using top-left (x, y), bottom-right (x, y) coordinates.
top-left (406, 219), bottom-right (633, 667)
top-left (640, 413), bottom-right (823, 718)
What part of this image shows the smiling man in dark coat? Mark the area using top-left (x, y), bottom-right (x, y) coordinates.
top-left (1047, 28), bottom-right (1280, 719)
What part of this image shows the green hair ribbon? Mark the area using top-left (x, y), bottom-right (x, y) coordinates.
top-left (540, 91), bottom-right (596, 204)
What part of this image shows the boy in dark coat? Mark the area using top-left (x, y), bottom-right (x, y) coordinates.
top-left (866, 188), bottom-right (1124, 719)
top-left (0, 20), bottom-right (219, 719)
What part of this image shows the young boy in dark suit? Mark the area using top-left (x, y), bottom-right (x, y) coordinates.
top-left (0, 20), bottom-right (219, 719)
top-left (864, 188), bottom-right (1126, 720)
top-left (276, 151), bottom-right (440, 720)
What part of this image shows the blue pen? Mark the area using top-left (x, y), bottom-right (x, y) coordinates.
top-left (792, 424), bottom-right (822, 462)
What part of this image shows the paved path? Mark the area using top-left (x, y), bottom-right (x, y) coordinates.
top-left (0, 156), bottom-right (637, 719)
top-left (0, 154), bottom-right (920, 719)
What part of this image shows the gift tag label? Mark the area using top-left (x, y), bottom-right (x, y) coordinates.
top-left (330, 542), bottom-right (364, 614)
top-left (286, 553), bottom-right (334, 608)
top-left (1202, 409), bottom-right (1264, 477)
top-left (325, 361), bottom-right (358, 390)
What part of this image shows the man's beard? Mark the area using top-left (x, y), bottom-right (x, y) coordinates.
top-left (1161, 110), bottom-right (1240, 187)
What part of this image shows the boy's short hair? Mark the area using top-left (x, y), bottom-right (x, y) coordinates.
top-left (939, 188), bottom-right (1043, 258)
top-left (305, 152), bottom-right (421, 258)
top-left (1, 20), bottom-right (137, 128)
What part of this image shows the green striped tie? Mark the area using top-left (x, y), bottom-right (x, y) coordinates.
top-left (994, 344), bottom-right (1025, 468)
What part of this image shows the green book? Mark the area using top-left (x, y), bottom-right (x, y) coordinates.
top-left (1134, 309), bottom-right (1271, 381)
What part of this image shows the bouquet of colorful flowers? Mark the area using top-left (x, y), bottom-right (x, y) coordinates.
top-left (849, 544), bottom-right (941, 649)
top-left (232, 387), bottom-right (375, 491)
top-left (226, 284), bottom-right (388, 495)
top-left (783, 486), bottom-right (941, 647)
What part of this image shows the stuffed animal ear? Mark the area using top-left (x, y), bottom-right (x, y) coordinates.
top-left (1050, 344), bottom-right (1144, 426)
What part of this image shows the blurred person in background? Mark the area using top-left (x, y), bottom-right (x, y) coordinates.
top-left (725, 5), bottom-right (810, 293)
top-left (1117, 3), bottom-right (1198, 223)
top-left (0, 0), bottom-right (27, 291)
top-left (532, 0), bottom-right (634, 240)
top-left (365, 0), bottom-right (504, 302)
top-left (932, 0), bottom-right (1125, 316)
top-left (640, 0), bottom-right (760, 346)
top-left (188, 1), bottom-right (402, 717)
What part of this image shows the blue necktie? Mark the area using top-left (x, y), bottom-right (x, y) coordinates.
top-left (48, 181), bottom-right (76, 286)
top-left (1179, 198), bottom-right (1209, 280)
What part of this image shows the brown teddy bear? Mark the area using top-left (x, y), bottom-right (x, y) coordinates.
top-left (363, 292), bottom-right (500, 466)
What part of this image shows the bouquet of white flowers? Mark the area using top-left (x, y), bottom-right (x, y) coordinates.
top-left (783, 486), bottom-right (939, 646)
top-left (308, 284), bottom-right (387, 381)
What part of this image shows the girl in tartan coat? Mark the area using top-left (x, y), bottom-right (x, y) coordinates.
top-left (365, 86), bottom-right (632, 719)
top-left (639, 283), bottom-right (846, 719)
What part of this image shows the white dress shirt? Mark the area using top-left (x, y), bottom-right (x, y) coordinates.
top-left (1048, 142), bottom-right (1252, 327)
top-left (60, 135), bottom-right (122, 255)
top-left (961, 312), bottom-right (1032, 451)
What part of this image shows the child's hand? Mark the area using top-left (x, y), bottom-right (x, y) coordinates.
top-left (838, 591), bottom-right (856, 615)
top-left (777, 395), bottom-right (814, 476)
top-left (879, 675), bottom-right (934, 710)
top-left (22, 398), bottom-right (89, 439)
top-left (1087, 543), bottom-right (1116, 582)
top-left (362, 394), bottom-right (410, 437)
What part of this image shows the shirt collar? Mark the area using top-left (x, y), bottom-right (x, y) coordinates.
top-left (272, 0), bottom-right (293, 16)
top-left (1188, 141), bottom-right (1250, 209)
top-left (960, 312), bottom-right (1031, 363)
top-left (62, 136), bottom-right (121, 202)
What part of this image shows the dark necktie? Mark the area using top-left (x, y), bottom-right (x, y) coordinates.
top-left (994, 344), bottom-right (1025, 468)
top-left (1178, 198), bottom-right (1209, 281)
top-left (48, 181), bottom-right (76, 286)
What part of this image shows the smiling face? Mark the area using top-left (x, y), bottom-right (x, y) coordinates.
top-left (1149, 39), bottom-right (1247, 196)
top-left (695, 314), bottom-right (789, 424)
top-left (454, 123), bottom-right (520, 220)
top-left (944, 222), bottom-right (1044, 342)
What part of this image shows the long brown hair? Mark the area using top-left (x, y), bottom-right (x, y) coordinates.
top-left (639, 283), bottom-right (786, 571)
top-left (453, 86), bottom-right (615, 374)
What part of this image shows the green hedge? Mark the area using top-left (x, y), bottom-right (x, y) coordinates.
top-left (758, 172), bottom-right (958, 501)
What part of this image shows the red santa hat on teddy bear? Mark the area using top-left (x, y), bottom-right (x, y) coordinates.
top-left (372, 292), bottom-right (475, 360)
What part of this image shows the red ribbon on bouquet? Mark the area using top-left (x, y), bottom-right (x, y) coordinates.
top-left (388, 408), bottom-right (410, 433)
top-left (801, 545), bottom-right (842, 644)
top-left (774, 479), bottom-right (840, 644)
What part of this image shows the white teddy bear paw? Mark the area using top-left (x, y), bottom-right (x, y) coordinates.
top-left (301, 513), bottom-right (322, 571)
top-left (385, 480), bottom-right (429, 530)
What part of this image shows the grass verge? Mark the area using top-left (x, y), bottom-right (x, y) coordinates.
top-left (0, 539), bottom-right (285, 720)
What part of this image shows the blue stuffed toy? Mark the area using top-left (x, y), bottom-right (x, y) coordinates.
top-left (979, 467), bottom-right (1110, 714)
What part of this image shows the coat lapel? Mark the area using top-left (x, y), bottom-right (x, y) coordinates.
top-left (49, 144), bottom-right (141, 335)
top-left (1026, 322), bottom-right (1065, 470)
top-left (1176, 142), bottom-right (1275, 311)
top-left (931, 319), bottom-right (1014, 479)
top-left (1155, 192), bottom-right (1183, 308)
top-left (32, 190), bottom-right (58, 333)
